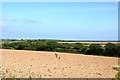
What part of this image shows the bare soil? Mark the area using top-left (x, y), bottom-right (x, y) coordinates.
top-left (0, 49), bottom-right (119, 78)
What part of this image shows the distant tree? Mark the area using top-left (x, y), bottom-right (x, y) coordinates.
top-left (73, 43), bottom-right (83, 53)
top-left (113, 45), bottom-right (120, 57)
top-left (104, 43), bottom-right (119, 57)
top-left (21, 39), bottom-right (24, 41)
top-left (45, 41), bottom-right (58, 51)
top-left (2, 42), bottom-right (11, 49)
top-left (36, 45), bottom-right (46, 51)
top-left (81, 46), bottom-right (89, 54)
top-left (85, 44), bottom-right (104, 55)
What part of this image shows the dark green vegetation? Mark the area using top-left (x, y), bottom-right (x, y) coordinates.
top-left (1, 39), bottom-right (120, 57)
top-left (115, 72), bottom-right (120, 80)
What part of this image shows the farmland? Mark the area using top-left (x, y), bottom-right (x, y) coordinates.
top-left (0, 39), bottom-right (120, 78)
top-left (0, 49), bottom-right (119, 78)
top-left (58, 41), bottom-right (120, 45)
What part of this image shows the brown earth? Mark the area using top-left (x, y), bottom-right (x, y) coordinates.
top-left (0, 49), bottom-right (119, 78)
top-left (58, 42), bottom-right (120, 44)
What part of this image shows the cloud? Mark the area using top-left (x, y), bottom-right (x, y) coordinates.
top-left (83, 7), bottom-right (117, 11)
top-left (0, 24), bottom-right (8, 29)
top-left (22, 19), bottom-right (39, 24)
top-left (0, 25), bottom-right (3, 29)
top-left (2, 16), bottom-right (15, 25)
top-left (2, 16), bottom-right (14, 22)
top-left (2, 17), bottom-right (40, 23)
top-left (0, 16), bottom-right (41, 25)
top-left (2, 16), bottom-right (40, 24)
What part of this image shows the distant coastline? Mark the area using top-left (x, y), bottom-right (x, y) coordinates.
top-left (0, 39), bottom-right (120, 42)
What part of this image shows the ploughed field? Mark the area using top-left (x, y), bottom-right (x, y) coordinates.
top-left (58, 42), bottom-right (120, 44)
top-left (0, 49), bottom-right (119, 78)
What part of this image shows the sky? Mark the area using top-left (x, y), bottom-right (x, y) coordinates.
top-left (1, 2), bottom-right (118, 40)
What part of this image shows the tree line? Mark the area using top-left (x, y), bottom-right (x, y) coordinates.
top-left (1, 40), bottom-right (120, 57)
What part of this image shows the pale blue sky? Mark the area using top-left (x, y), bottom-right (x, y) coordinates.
top-left (2, 2), bottom-right (118, 40)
